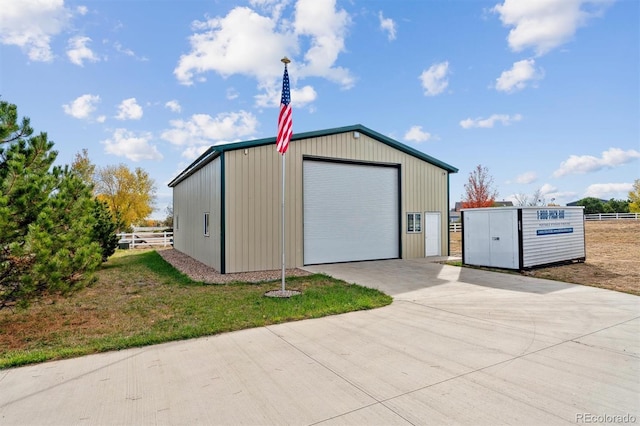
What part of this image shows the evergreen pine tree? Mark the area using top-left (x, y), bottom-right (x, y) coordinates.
top-left (92, 199), bottom-right (120, 262)
top-left (1, 100), bottom-right (102, 309)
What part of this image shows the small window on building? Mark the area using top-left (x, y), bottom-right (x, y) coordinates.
top-left (204, 212), bottom-right (210, 236)
top-left (175, 215), bottom-right (179, 231)
top-left (407, 212), bottom-right (422, 233)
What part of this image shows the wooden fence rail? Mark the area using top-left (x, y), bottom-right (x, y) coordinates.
top-left (584, 213), bottom-right (639, 221)
top-left (117, 232), bottom-right (173, 249)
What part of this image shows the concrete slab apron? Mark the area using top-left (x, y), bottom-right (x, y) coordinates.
top-left (302, 259), bottom-right (640, 425)
top-left (1, 327), bottom-right (380, 426)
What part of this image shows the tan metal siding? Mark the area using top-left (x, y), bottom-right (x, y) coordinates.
top-left (173, 157), bottom-right (221, 270)
top-left (223, 132), bottom-right (450, 273)
top-left (225, 147), bottom-right (282, 273)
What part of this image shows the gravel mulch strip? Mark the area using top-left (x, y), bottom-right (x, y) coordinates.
top-left (156, 248), bottom-right (312, 284)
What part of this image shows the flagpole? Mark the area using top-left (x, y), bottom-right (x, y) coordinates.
top-left (280, 56), bottom-right (290, 293)
top-left (281, 150), bottom-right (286, 292)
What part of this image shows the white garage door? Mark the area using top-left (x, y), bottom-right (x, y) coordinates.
top-left (303, 160), bottom-right (400, 265)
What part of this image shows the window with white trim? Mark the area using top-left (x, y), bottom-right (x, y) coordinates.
top-left (204, 212), bottom-right (210, 236)
top-left (407, 212), bottom-right (422, 233)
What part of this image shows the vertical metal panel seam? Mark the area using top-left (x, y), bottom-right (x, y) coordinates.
top-left (220, 151), bottom-right (226, 274)
top-left (397, 164), bottom-right (403, 259)
top-left (461, 210), bottom-right (466, 264)
top-left (582, 211), bottom-right (587, 262)
top-left (517, 208), bottom-right (524, 269)
top-left (447, 172), bottom-right (451, 256)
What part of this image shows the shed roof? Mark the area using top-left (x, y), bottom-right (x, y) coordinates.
top-left (168, 124), bottom-right (458, 187)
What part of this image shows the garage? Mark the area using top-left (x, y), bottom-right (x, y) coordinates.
top-left (303, 159), bottom-right (400, 265)
top-left (169, 124), bottom-right (457, 274)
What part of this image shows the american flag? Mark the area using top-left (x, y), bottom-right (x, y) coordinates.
top-left (276, 64), bottom-right (292, 154)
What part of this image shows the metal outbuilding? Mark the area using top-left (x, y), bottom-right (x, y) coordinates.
top-left (168, 124), bottom-right (458, 274)
top-left (461, 206), bottom-right (586, 270)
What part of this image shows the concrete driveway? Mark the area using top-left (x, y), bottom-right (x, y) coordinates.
top-left (1, 259), bottom-right (638, 425)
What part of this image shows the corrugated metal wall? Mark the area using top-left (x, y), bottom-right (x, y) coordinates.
top-left (521, 207), bottom-right (585, 267)
top-left (223, 132), bottom-right (450, 273)
top-left (173, 157), bottom-right (222, 271)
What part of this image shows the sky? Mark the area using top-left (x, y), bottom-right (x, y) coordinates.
top-left (1, 0), bottom-right (639, 219)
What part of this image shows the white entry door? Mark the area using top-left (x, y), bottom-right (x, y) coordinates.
top-left (424, 212), bottom-right (441, 256)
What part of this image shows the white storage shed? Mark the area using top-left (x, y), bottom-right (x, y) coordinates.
top-left (461, 206), bottom-right (586, 269)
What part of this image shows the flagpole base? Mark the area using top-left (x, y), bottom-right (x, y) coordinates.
top-left (264, 289), bottom-right (302, 298)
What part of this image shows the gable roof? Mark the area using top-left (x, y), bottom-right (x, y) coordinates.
top-left (168, 124), bottom-right (458, 187)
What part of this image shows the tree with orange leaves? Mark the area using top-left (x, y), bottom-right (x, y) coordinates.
top-left (461, 164), bottom-right (498, 208)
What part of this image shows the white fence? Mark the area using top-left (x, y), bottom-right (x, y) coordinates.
top-left (449, 223), bottom-right (462, 232)
top-left (117, 231), bottom-right (173, 248)
top-left (584, 213), bottom-right (639, 221)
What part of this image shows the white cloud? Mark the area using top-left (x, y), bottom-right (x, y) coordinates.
top-left (291, 85), bottom-right (318, 106)
top-left (113, 41), bottom-right (147, 61)
top-left (538, 184), bottom-right (574, 204)
top-left (96, 115), bottom-right (106, 123)
top-left (174, 7), bottom-right (294, 85)
top-left (76, 6), bottom-right (88, 15)
top-left (174, 2), bottom-right (353, 90)
top-left (419, 61), bottom-right (449, 96)
top-left (116, 98), bottom-right (143, 120)
top-left (0, 0), bottom-right (72, 62)
top-left (226, 88), bottom-right (239, 100)
top-left (379, 11), bottom-right (396, 41)
top-left (181, 146), bottom-right (212, 160)
top-left (539, 183), bottom-right (558, 196)
top-left (460, 113), bottom-right (522, 129)
top-left (161, 111), bottom-right (258, 157)
top-left (249, 0), bottom-right (287, 20)
top-left (176, 8), bottom-right (287, 85)
top-left (102, 129), bottom-right (163, 161)
top-left (495, 59), bottom-right (543, 93)
top-left (293, 0), bottom-right (353, 87)
top-left (404, 126), bottom-right (432, 143)
top-left (165, 100), bottom-right (182, 113)
top-left (585, 182), bottom-right (633, 199)
top-left (516, 171), bottom-right (537, 184)
top-left (113, 42), bottom-right (133, 57)
top-left (66, 35), bottom-right (99, 66)
top-left (62, 94), bottom-right (101, 119)
top-left (492, 0), bottom-right (613, 56)
top-left (553, 148), bottom-right (640, 177)
top-left (254, 83), bottom-right (317, 108)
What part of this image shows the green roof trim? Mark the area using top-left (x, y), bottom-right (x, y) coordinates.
top-left (168, 124), bottom-right (458, 187)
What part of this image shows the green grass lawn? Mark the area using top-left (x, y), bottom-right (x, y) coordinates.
top-left (0, 250), bottom-right (392, 369)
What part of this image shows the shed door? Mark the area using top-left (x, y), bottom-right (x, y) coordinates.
top-left (303, 160), bottom-right (399, 265)
top-left (488, 210), bottom-right (518, 269)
